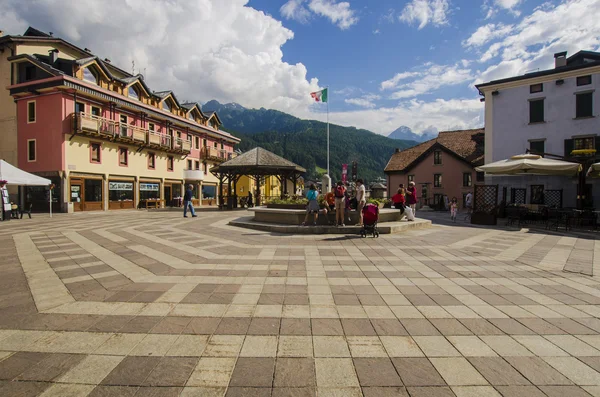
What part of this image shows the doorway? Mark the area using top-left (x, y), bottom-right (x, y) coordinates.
top-left (164, 185), bottom-right (172, 206)
top-left (70, 181), bottom-right (83, 211)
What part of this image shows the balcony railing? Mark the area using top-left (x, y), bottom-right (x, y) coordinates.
top-left (73, 112), bottom-right (190, 153)
top-left (201, 147), bottom-right (235, 162)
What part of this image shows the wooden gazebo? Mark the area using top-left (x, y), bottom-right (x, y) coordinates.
top-left (210, 147), bottom-right (306, 209)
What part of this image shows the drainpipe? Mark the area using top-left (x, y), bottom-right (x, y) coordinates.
top-left (69, 90), bottom-right (79, 141)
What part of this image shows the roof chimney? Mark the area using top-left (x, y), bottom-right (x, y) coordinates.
top-left (395, 148), bottom-right (400, 153)
top-left (48, 49), bottom-right (59, 64)
top-left (0, 31), bottom-right (4, 37)
top-left (554, 51), bottom-right (567, 68)
top-left (104, 58), bottom-right (111, 63)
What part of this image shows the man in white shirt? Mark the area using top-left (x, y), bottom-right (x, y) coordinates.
top-left (356, 179), bottom-right (366, 226)
top-left (465, 192), bottom-right (473, 212)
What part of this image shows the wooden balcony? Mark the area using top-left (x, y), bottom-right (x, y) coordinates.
top-left (148, 130), bottom-right (171, 149)
top-left (173, 137), bottom-right (192, 154)
top-left (201, 147), bottom-right (229, 162)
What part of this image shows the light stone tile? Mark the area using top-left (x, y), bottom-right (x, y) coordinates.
top-left (430, 357), bottom-right (489, 386)
top-left (203, 335), bottom-right (245, 357)
top-left (513, 335), bottom-right (569, 357)
top-left (382, 295), bottom-right (411, 305)
top-left (447, 336), bottom-right (498, 357)
top-left (240, 335), bottom-right (278, 357)
top-left (347, 336), bottom-right (388, 357)
top-left (58, 354), bottom-right (123, 384)
top-left (40, 332), bottom-right (112, 354)
top-left (545, 335), bottom-right (600, 356)
top-left (167, 335), bottom-right (210, 357)
top-left (417, 305), bottom-right (452, 319)
top-left (311, 306), bottom-right (339, 318)
top-left (413, 336), bottom-right (461, 357)
top-left (254, 305), bottom-right (282, 317)
top-left (390, 305), bottom-right (424, 319)
top-left (380, 336), bottom-right (424, 357)
top-left (0, 351), bottom-right (14, 362)
top-left (310, 295), bottom-right (335, 305)
top-left (578, 335), bottom-right (600, 350)
top-left (469, 305), bottom-right (509, 319)
top-left (452, 386), bottom-right (502, 397)
top-left (543, 357), bottom-right (600, 385)
top-left (584, 386), bottom-right (600, 397)
top-left (317, 388), bottom-right (363, 397)
top-left (39, 384), bottom-right (95, 397)
top-left (187, 357), bottom-right (237, 387)
top-left (337, 305), bottom-right (367, 318)
top-left (313, 336), bottom-right (351, 358)
top-left (480, 336), bottom-right (534, 357)
top-left (137, 302), bottom-right (176, 316)
top-left (363, 306), bottom-right (395, 319)
top-left (277, 336), bottom-right (313, 357)
top-left (180, 387), bottom-right (227, 397)
top-left (0, 330), bottom-right (57, 351)
top-left (315, 358), bottom-right (360, 388)
top-left (443, 306), bottom-right (481, 319)
top-left (495, 305), bottom-right (536, 318)
top-left (283, 305), bottom-right (311, 318)
top-left (224, 305), bottom-right (255, 317)
top-left (94, 333), bottom-right (146, 355)
top-left (129, 334), bottom-right (178, 356)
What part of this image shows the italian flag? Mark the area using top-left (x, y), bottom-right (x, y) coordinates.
top-left (310, 88), bottom-right (328, 103)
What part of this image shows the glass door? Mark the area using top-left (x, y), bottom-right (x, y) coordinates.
top-left (70, 182), bottom-right (83, 211)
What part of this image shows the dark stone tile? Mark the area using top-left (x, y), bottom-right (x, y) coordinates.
top-left (191, 284), bottom-right (219, 293)
top-left (392, 358), bottom-right (446, 387)
top-left (101, 356), bottom-right (162, 386)
top-left (230, 358), bottom-right (275, 387)
top-left (150, 317), bottom-right (192, 334)
top-left (517, 319), bottom-right (564, 335)
top-left (215, 318), bottom-right (252, 335)
top-left (0, 380), bottom-right (51, 396)
top-left (354, 358), bottom-right (403, 387)
top-left (258, 294), bottom-right (285, 305)
top-left (88, 316), bottom-right (133, 333)
top-left (468, 357), bottom-right (531, 386)
top-left (181, 293), bottom-right (211, 304)
top-left (578, 357), bottom-right (600, 373)
top-left (62, 314), bottom-right (105, 331)
top-left (311, 319), bottom-right (344, 336)
top-left (358, 295), bottom-right (387, 306)
top-left (274, 358), bottom-right (315, 388)
top-left (495, 386), bottom-right (547, 397)
top-left (539, 386), bottom-right (595, 397)
top-left (406, 386), bottom-right (456, 397)
top-left (284, 294), bottom-right (309, 305)
top-left (119, 316), bottom-right (162, 333)
top-left (0, 352), bottom-right (50, 380)
top-left (133, 386), bottom-right (182, 397)
top-left (362, 387), bottom-right (409, 397)
top-left (226, 387), bottom-right (272, 397)
top-left (371, 319), bottom-right (408, 336)
top-left (89, 385), bottom-right (139, 397)
top-left (342, 319), bottom-right (377, 336)
top-left (547, 318), bottom-right (597, 334)
top-left (488, 319), bottom-right (535, 335)
top-left (207, 294), bottom-right (236, 304)
top-left (17, 353), bottom-right (85, 382)
top-left (333, 295), bottom-right (361, 305)
top-left (459, 319), bottom-right (504, 335)
top-left (184, 317), bottom-right (221, 334)
top-left (272, 387), bottom-right (315, 397)
top-left (430, 319), bottom-right (472, 336)
top-left (505, 357), bottom-right (572, 385)
top-left (248, 318), bottom-right (281, 335)
top-left (280, 319), bottom-right (311, 335)
top-left (400, 319), bottom-right (440, 336)
top-left (143, 357), bottom-right (198, 387)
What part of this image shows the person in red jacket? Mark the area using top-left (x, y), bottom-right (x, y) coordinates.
top-left (392, 184), bottom-right (406, 213)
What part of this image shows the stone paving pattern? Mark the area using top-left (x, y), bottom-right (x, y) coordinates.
top-left (1, 211), bottom-right (600, 396)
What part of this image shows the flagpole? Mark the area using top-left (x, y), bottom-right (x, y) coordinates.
top-left (326, 86), bottom-right (330, 176)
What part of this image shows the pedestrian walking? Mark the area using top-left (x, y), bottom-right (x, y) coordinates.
top-left (356, 179), bottom-right (366, 226)
top-left (302, 184), bottom-right (320, 226)
top-left (334, 181), bottom-right (346, 227)
top-left (450, 196), bottom-right (458, 222)
top-left (183, 184), bottom-right (197, 218)
top-left (406, 181), bottom-right (417, 216)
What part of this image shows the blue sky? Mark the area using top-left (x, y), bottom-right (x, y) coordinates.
top-left (2, 0), bottom-right (599, 135)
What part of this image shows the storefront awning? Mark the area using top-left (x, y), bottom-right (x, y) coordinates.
top-left (0, 160), bottom-right (51, 185)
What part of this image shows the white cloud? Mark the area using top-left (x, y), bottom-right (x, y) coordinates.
top-left (399, 0), bottom-right (450, 30)
top-left (280, 0), bottom-right (358, 30)
top-left (482, 0), bottom-right (522, 18)
top-left (462, 23), bottom-right (513, 48)
top-left (1, 0), bottom-right (321, 115)
top-left (280, 0), bottom-right (311, 24)
top-left (344, 93), bottom-right (381, 108)
top-left (381, 63), bottom-right (472, 99)
top-left (475, 0), bottom-right (600, 84)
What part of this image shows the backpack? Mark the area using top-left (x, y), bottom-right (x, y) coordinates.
top-left (335, 185), bottom-right (345, 198)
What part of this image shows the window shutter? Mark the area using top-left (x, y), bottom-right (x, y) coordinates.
top-left (564, 139), bottom-right (574, 158)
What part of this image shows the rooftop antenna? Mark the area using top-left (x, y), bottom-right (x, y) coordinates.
top-left (143, 67), bottom-right (147, 80)
top-left (131, 60), bottom-right (135, 75)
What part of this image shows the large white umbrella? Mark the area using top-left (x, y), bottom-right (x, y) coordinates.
top-left (476, 154), bottom-right (582, 176)
top-left (0, 160), bottom-right (52, 217)
top-left (587, 162), bottom-right (600, 177)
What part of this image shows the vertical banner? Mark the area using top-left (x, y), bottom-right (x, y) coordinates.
top-left (351, 161), bottom-right (358, 182)
top-left (342, 164), bottom-right (348, 183)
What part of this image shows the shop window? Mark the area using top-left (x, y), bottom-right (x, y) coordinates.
top-left (529, 140), bottom-right (545, 155)
top-left (27, 139), bottom-right (36, 162)
top-left (90, 143), bottom-right (101, 163)
top-left (463, 173), bottom-right (472, 187)
top-left (195, 161), bottom-right (200, 170)
top-left (84, 179), bottom-right (103, 202)
top-left (574, 137), bottom-right (594, 150)
top-left (167, 156), bottom-right (174, 171)
top-left (140, 183), bottom-right (160, 200)
top-left (109, 181), bottom-right (134, 201)
top-left (577, 75), bottom-right (592, 86)
top-left (576, 92), bottom-right (593, 118)
top-left (202, 184), bottom-right (217, 199)
top-left (119, 147), bottom-right (128, 166)
top-left (148, 153), bottom-right (156, 169)
top-left (434, 174), bottom-right (442, 188)
top-left (27, 101), bottom-right (36, 123)
top-left (530, 83), bottom-right (543, 93)
top-left (529, 99), bottom-right (544, 123)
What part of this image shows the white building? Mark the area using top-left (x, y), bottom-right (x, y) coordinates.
top-left (476, 51), bottom-right (600, 208)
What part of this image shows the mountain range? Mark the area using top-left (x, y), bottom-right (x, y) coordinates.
top-left (387, 126), bottom-right (436, 142)
top-left (202, 100), bottom-right (415, 182)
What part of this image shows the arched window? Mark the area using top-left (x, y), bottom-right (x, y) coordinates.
top-left (162, 100), bottom-right (171, 112)
top-left (128, 86), bottom-right (139, 101)
top-left (83, 67), bottom-right (98, 84)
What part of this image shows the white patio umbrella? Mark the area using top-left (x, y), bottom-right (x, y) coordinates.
top-left (0, 160), bottom-right (52, 217)
top-left (476, 154), bottom-right (582, 176)
top-left (587, 162), bottom-right (600, 177)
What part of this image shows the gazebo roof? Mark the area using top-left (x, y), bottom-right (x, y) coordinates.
top-left (211, 147), bottom-right (306, 175)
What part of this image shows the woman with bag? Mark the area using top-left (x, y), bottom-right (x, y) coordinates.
top-left (302, 184), bottom-right (320, 226)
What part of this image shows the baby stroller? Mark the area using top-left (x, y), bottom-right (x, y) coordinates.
top-left (360, 203), bottom-right (379, 238)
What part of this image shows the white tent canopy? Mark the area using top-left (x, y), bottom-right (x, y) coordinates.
top-left (476, 154), bottom-right (582, 176)
top-left (0, 160), bottom-right (51, 185)
top-left (587, 162), bottom-right (600, 177)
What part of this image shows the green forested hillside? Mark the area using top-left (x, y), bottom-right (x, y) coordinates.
top-left (203, 100), bottom-right (415, 182)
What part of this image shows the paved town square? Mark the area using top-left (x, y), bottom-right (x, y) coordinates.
top-left (0, 211), bottom-right (599, 396)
